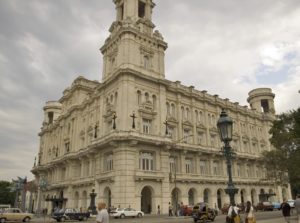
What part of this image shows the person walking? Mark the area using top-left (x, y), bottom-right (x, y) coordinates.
top-left (244, 201), bottom-right (255, 223)
top-left (295, 194), bottom-right (300, 223)
top-left (96, 202), bottom-right (109, 223)
top-left (227, 204), bottom-right (241, 223)
top-left (157, 205), bottom-right (160, 215)
top-left (280, 199), bottom-right (291, 223)
top-left (168, 202), bottom-right (173, 216)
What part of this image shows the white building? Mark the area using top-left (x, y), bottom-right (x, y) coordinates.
top-left (32, 0), bottom-right (291, 214)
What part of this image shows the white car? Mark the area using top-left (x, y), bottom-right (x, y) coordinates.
top-left (0, 208), bottom-right (34, 223)
top-left (110, 208), bottom-right (144, 218)
top-left (287, 199), bottom-right (295, 208)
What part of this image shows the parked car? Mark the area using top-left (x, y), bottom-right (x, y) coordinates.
top-left (255, 202), bottom-right (274, 211)
top-left (0, 208), bottom-right (34, 223)
top-left (109, 208), bottom-right (144, 219)
top-left (221, 203), bottom-right (230, 214)
top-left (272, 202), bottom-right (281, 210)
top-left (287, 199), bottom-right (295, 208)
top-left (182, 205), bottom-right (194, 216)
top-left (52, 208), bottom-right (90, 222)
top-left (192, 202), bottom-right (216, 222)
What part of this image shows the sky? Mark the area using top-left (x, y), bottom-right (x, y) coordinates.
top-left (0, 0), bottom-right (300, 181)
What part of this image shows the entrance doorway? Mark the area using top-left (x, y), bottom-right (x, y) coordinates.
top-left (141, 186), bottom-right (152, 214)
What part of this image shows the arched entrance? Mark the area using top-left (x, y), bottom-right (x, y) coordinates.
top-left (259, 189), bottom-right (265, 202)
top-left (240, 189), bottom-right (246, 204)
top-left (188, 189), bottom-right (196, 205)
top-left (104, 187), bottom-right (112, 208)
top-left (269, 189), bottom-right (274, 202)
top-left (217, 189), bottom-right (222, 209)
top-left (141, 186), bottom-right (152, 214)
top-left (251, 189), bottom-right (257, 205)
top-left (82, 191), bottom-right (87, 209)
top-left (203, 188), bottom-right (211, 205)
top-left (74, 191), bottom-right (79, 209)
top-left (171, 188), bottom-right (181, 214)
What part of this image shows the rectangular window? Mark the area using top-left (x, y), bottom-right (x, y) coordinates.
top-left (197, 132), bottom-right (203, 145)
top-left (185, 159), bottom-right (192, 174)
top-left (143, 119), bottom-right (151, 134)
top-left (167, 126), bottom-right (175, 139)
top-left (213, 161), bottom-right (219, 175)
top-left (48, 112), bottom-right (54, 124)
top-left (138, 1), bottom-right (146, 18)
top-left (170, 157), bottom-right (176, 173)
top-left (140, 152), bottom-right (154, 171)
top-left (65, 142), bottom-right (70, 153)
top-left (120, 3), bottom-right (124, 20)
top-left (105, 154), bottom-right (113, 171)
top-left (237, 164), bottom-right (241, 177)
top-left (199, 160), bottom-right (206, 175)
top-left (183, 129), bottom-right (190, 143)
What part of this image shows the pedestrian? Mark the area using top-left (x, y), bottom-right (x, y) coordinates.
top-left (280, 199), bottom-right (291, 223)
top-left (227, 203), bottom-right (241, 223)
top-left (168, 202), bottom-right (173, 216)
top-left (96, 202), bottom-right (109, 223)
top-left (295, 194), bottom-right (300, 223)
top-left (244, 201), bottom-right (255, 223)
top-left (179, 202), bottom-right (184, 216)
top-left (157, 205), bottom-right (160, 215)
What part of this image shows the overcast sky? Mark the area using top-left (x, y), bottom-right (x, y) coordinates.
top-left (1, 0), bottom-right (300, 181)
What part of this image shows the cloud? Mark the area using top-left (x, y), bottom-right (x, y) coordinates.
top-left (0, 0), bottom-right (300, 180)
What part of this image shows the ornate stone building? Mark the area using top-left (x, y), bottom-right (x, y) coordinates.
top-left (32, 0), bottom-right (291, 214)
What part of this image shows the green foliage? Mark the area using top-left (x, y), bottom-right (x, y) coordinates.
top-left (263, 108), bottom-right (300, 195)
top-left (261, 150), bottom-right (289, 185)
top-left (0, 181), bottom-right (16, 206)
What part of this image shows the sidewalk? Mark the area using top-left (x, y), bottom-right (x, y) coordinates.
top-left (256, 215), bottom-right (298, 223)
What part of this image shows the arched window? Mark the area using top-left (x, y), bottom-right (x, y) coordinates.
top-left (144, 55), bottom-right (150, 69)
top-left (171, 104), bottom-right (176, 117)
top-left (166, 103), bottom-right (170, 116)
top-left (114, 92), bottom-right (118, 106)
top-left (152, 95), bottom-right (157, 110)
top-left (137, 91), bottom-right (142, 105)
top-left (145, 92), bottom-right (149, 102)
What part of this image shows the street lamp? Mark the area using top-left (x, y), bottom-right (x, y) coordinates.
top-left (88, 188), bottom-right (97, 215)
top-left (217, 109), bottom-right (238, 206)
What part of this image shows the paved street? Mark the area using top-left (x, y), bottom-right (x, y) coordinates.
top-left (31, 210), bottom-right (299, 223)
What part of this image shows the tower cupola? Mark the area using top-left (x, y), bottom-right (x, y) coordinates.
top-left (247, 88), bottom-right (275, 114)
top-left (100, 0), bottom-right (167, 82)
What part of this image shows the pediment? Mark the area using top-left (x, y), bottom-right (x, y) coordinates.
top-left (196, 123), bottom-right (206, 129)
top-left (182, 120), bottom-right (193, 127)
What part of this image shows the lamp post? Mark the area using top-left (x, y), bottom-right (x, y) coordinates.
top-left (217, 109), bottom-right (238, 206)
top-left (88, 188), bottom-right (97, 215)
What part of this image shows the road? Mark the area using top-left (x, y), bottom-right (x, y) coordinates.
top-left (33, 210), bottom-right (299, 223)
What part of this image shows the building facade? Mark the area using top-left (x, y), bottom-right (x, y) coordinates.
top-left (32, 0), bottom-right (291, 214)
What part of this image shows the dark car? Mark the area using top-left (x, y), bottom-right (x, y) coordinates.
top-left (52, 208), bottom-right (90, 222)
top-left (192, 202), bottom-right (216, 222)
top-left (255, 202), bottom-right (274, 211)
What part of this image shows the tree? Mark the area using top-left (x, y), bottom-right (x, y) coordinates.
top-left (0, 181), bottom-right (16, 205)
top-left (262, 108), bottom-right (300, 196)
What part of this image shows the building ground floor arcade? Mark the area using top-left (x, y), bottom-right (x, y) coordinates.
top-left (38, 180), bottom-right (291, 215)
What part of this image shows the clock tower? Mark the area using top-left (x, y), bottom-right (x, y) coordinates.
top-left (100, 0), bottom-right (167, 82)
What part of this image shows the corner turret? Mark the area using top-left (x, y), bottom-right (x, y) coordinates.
top-left (43, 101), bottom-right (62, 125)
top-left (247, 88), bottom-right (275, 114)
